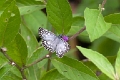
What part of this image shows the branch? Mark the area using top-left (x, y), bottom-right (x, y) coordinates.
top-left (24, 52), bottom-right (52, 69)
top-left (101, 0), bottom-right (107, 9)
top-left (101, 0), bottom-right (107, 11)
top-left (0, 47), bottom-right (27, 80)
top-left (46, 58), bottom-right (51, 71)
top-left (69, 26), bottom-right (86, 40)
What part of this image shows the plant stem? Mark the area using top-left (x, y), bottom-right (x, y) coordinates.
top-left (46, 58), bottom-right (51, 71)
top-left (69, 26), bottom-right (86, 40)
top-left (24, 56), bottom-right (47, 69)
top-left (101, 0), bottom-right (107, 9)
top-left (24, 52), bottom-right (52, 69)
top-left (0, 47), bottom-right (27, 80)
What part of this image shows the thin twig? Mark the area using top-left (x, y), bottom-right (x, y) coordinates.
top-left (69, 26), bottom-right (86, 40)
top-left (24, 56), bottom-right (47, 69)
top-left (24, 52), bottom-right (52, 69)
top-left (46, 58), bottom-right (51, 71)
top-left (101, 0), bottom-right (107, 9)
top-left (0, 47), bottom-right (27, 80)
top-left (46, 52), bottom-right (52, 71)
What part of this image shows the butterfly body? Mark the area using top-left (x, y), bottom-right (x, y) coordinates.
top-left (38, 27), bottom-right (69, 58)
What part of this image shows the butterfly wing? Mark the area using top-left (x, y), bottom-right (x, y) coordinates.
top-left (38, 27), bottom-right (57, 52)
top-left (39, 27), bottom-right (70, 57)
top-left (55, 38), bottom-right (69, 58)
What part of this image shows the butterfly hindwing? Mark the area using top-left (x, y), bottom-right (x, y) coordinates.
top-left (55, 38), bottom-right (69, 57)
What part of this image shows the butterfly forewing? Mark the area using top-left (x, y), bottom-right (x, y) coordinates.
top-left (39, 27), bottom-right (56, 40)
top-left (39, 27), bottom-right (57, 52)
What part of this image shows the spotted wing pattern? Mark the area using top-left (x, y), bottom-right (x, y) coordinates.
top-left (55, 38), bottom-right (69, 57)
top-left (38, 27), bottom-right (69, 57)
top-left (38, 27), bottom-right (57, 52)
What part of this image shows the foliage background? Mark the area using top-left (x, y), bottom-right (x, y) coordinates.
top-left (0, 0), bottom-right (120, 80)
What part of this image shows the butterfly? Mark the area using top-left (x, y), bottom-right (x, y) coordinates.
top-left (38, 27), bottom-right (70, 58)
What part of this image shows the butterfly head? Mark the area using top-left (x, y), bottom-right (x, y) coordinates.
top-left (62, 35), bottom-right (69, 42)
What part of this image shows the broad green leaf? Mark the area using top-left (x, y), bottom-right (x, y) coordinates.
top-left (104, 24), bottom-right (120, 43)
top-left (0, 52), bottom-right (8, 69)
top-left (52, 56), bottom-right (99, 80)
top-left (91, 37), bottom-right (119, 56)
top-left (109, 24), bottom-right (120, 37)
top-left (0, 64), bottom-right (13, 79)
top-left (0, 64), bottom-right (22, 80)
top-left (0, 0), bottom-right (21, 47)
top-left (84, 8), bottom-right (111, 42)
top-left (83, 59), bottom-right (112, 80)
top-left (67, 16), bottom-right (86, 36)
top-left (19, 5), bottom-right (45, 15)
top-left (0, 0), bottom-right (13, 15)
top-left (68, 26), bottom-right (87, 36)
top-left (23, 10), bottom-right (47, 36)
top-left (77, 46), bottom-right (115, 79)
top-left (26, 47), bottom-right (48, 80)
top-left (1, 71), bottom-right (22, 80)
top-left (6, 34), bottom-right (28, 67)
top-left (104, 32), bottom-right (120, 43)
top-left (10, 66), bottom-right (22, 78)
top-left (41, 69), bottom-right (69, 80)
top-left (16, 0), bottom-right (44, 6)
top-left (104, 13), bottom-right (120, 24)
top-left (0, 0), bottom-right (45, 15)
top-left (21, 24), bottom-right (39, 58)
top-left (46, 0), bottom-right (72, 34)
top-left (26, 65), bottom-right (41, 80)
top-left (72, 16), bottom-right (84, 26)
top-left (27, 47), bottom-right (48, 68)
top-left (115, 48), bottom-right (120, 77)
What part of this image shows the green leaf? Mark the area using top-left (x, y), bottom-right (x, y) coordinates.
top-left (19, 5), bottom-right (45, 15)
top-left (0, 0), bottom-right (14, 14)
top-left (77, 46), bottom-right (115, 80)
top-left (16, 0), bottom-right (44, 6)
top-left (91, 37), bottom-right (119, 56)
top-left (72, 16), bottom-right (84, 26)
top-left (1, 71), bottom-right (22, 80)
top-left (0, 52), bottom-right (8, 68)
top-left (27, 47), bottom-right (48, 68)
top-left (115, 48), bottom-right (120, 78)
top-left (0, 0), bottom-right (21, 47)
top-left (67, 16), bottom-right (86, 35)
top-left (41, 69), bottom-right (69, 80)
top-left (104, 24), bottom-right (120, 43)
top-left (26, 47), bottom-right (48, 80)
top-left (84, 8), bottom-right (111, 42)
top-left (21, 24), bottom-right (39, 58)
top-left (0, 64), bottom-right (12, 79)
top-left (6, 34), bottom-right (28, 67)
top-left (109, 24), bottom-right (120, 37)
top-left (52, 56), bottom-right (99, 80)
top-left (22, 10), bottom-right (47, 36)
top-left (46, 0), bottom-right (72, 34)
top-left (26, 66), bottom-right (41, 80)
top-left (104, 13), bottom-right (120, 24)
top-left (0, 64), bottom-right (22, 80)
top-left (0, 0), bottom-right (45, 15)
